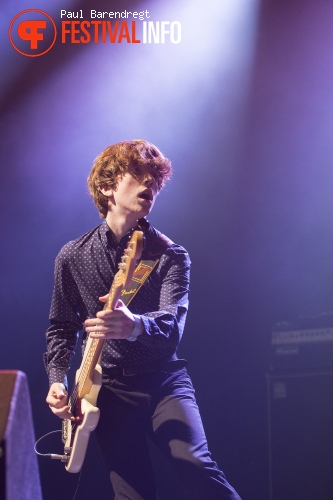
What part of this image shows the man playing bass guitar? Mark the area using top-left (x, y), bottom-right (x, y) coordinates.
top-left (44, 139), bottom-right (241, 500)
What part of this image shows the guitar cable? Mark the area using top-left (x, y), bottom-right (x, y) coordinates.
top-left (34, 430), bottom-right (83, 500)
top-left (34, 429), bottom-right (69, 461)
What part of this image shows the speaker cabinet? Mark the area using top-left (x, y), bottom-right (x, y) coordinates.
top-left (267, 370), bottom-right (333, 500)
top-left (0, 371), bottom-right (42, 500)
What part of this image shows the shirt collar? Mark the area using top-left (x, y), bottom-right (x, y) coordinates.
top-left (99, 217), bottom-right (151, 251)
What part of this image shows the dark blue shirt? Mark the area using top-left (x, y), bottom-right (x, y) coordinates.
top-left (43, 218), bottom-right (190, 387)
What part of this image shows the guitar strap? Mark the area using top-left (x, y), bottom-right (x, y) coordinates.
top-left (120, 232), bottom-right (173, 307)
top-left (120, 259), bottom-right (159, 306)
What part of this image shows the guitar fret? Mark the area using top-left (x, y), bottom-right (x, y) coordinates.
top-left (77, 339), bottom-right (100, 393)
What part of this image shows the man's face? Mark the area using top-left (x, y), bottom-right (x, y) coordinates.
top-left (110, 163), bottom-right (160, 219)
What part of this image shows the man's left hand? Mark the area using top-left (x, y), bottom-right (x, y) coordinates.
top-left (84, 297), bottom-right (142, 340)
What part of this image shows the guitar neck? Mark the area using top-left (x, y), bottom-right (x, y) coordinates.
top-left (75, 279), bottom-right (121, 399)
top-left (71, 230), bottom-right (143, 401)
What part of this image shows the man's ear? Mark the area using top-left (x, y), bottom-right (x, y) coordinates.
top-left (99, 185), bottom-right (113, 197)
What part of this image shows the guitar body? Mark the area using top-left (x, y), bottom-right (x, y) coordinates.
top-left (63, 364), bottom-right (102, 473)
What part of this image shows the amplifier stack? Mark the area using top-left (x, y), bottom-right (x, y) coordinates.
top-left (267, 323), bottom-right (333, 500)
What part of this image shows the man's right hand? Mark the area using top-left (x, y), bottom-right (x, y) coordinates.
top-left (46, 383), bottom-right (73, 420)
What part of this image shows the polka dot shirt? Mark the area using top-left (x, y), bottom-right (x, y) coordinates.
top-left (43, 218), bottom-right (190, 387)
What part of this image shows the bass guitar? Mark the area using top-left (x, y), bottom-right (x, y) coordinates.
top-left (62, 230), bottom-right (143, 473)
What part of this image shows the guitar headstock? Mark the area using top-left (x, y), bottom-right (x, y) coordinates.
top-left (117, 230), bottom-right (144, 289)
top-left (104, 230), bottom-right (144, 311)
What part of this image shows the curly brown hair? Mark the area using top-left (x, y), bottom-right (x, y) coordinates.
top-left (87, 139), bottom-right (172, 218)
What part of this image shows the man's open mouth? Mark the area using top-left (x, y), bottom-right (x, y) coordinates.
top-left (138, 191), bottom-right (153, 201)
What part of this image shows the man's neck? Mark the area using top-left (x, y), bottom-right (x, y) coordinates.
top-left (105, 212), bottom-right (138, 243)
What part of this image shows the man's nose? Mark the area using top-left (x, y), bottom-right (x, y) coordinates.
top-left (143, 173), bottom-right (154, 186)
